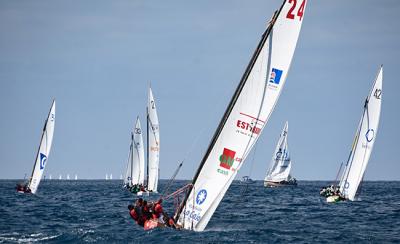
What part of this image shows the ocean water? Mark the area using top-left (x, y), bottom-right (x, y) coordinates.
top-left (0, 180), bottom-right (399, 243)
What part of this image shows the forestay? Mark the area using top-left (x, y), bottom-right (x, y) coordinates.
top-left (128, 117), bottom-right (145, 186)
top-left (176, 0), bottom-right (307, 231)
top-left (264, 121), bottom-right (291, 182)
top-left (339, 66), bottom-right (383, 201)
top-left (146, 88), bottom-right (160, 192)
top-left (28, 100), bottom-right (56, 194)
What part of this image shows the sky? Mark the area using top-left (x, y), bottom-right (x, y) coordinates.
top-left (0, 0), bottom-right (399, 180)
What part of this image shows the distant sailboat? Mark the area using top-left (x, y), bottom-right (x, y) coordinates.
top-left (67, 174), bottom-right (70, 180)
top-left (264, 121), bottom-right (297, 187)
top-left (123, 117), bottom-right (145, 192)
top-left (75, 174), bottom-right (78, 180)
top-left (59, 174), bottom-right (62, 180)
top-left (106, 174), bottom-right (109, 180)
top-left (123, 87), bottom-right (159, 195)
top-left (173, 0), bottom-right (307, 231)
top-left (16, 100), bottom-right (56, 194)
top-left (324, 66), bottom-right (383, 203)
top-left (110, 174), bottom-right (113, 180)
top-left (49, 174), bottom-right (52, 180)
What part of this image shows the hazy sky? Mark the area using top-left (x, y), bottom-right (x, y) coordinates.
top-left (0, 0), bottom-right (399, 180)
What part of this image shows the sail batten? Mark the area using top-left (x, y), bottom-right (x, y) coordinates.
top-left (176, 0), bottom-right (307, 231)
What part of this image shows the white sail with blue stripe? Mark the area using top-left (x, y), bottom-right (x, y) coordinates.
top-left (338, 66), bottom-right (383, 201)
top-left (28, 100), bottom-right (56, 194)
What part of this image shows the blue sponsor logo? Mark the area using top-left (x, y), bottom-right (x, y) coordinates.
top-left (365, 129), bottom-right (374, 142)
top-left (40, 153), bottom-right (47, 170)
top-left (269, 68), bottom-right (283, 84)
top-left (196, 189), bottom-right (207, 205)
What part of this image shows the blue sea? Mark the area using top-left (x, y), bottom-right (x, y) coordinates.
top-left (0, 180), bottom-right (399, 243)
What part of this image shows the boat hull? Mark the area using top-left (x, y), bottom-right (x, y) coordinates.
top-left (143, 219), bottom-right (161, 231)
top-left (137, 191), bottom-right (149, 196)
top-left (326, 195), bottom-right (340, 203)
top-left (264, 180), bottom-right (297, 188)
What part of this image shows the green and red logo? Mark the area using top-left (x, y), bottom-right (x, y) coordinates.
top-left (219, 148), bottom-right (236, 169)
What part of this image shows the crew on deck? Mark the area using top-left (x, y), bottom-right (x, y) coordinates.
top-left (320, 185), bottom-right (342, 198)
top-left (16, 183), bottom-right (31, 193)
top-left (128, 197), bottom-right (181, 230)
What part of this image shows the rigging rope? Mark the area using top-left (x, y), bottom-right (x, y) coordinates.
top-left (240, 142), bottom-right (258, 197)
top-left (161, 162), bottom-right (183, 198)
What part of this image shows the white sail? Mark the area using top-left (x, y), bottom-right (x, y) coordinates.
top-left (146, 87), bottom-right (160, 192)
top-left (59, 174), bottom-right (62, 180)
top-left (67, 174), bottom-right (70, 180)
top-left (28, 100), bottom-right (56, 194)
top-left (264, 121), bottom-right (292, 182)
top-left (75, 174), bottom-right (78, 180)
top-left (176, 0), bottom-right (306, 231)
top-left (339, 66), bottom-right (382, 201)
top-left (124, 139), bottom-right (134, 186)
top-left (130, 117), bottom-right (145, 185)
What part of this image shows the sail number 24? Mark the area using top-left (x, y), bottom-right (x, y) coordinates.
top-left (286, 0), bottom-right (306, 21)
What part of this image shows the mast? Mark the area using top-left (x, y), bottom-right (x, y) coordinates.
top-left (175, 3), bottom-right (284, 221)
top-left (146, 105), bottom-right (149, 187)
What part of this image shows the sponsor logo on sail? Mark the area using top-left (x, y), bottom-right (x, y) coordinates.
top-left (236, 120), bottom-right (261, 135)
top-left (40, 153), bottom-right (47, 170)
top-left (196, 189), bottom-right (207, 205)
top-left (269, 68), bottom-right (283, 84)
top-left (219, 148), bottom-right (236, 170)
top-left (365, 129), bottom-right (374, 142)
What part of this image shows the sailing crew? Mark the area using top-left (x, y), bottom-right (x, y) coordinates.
top-left (16, 183), bottom-right (31, 193)
top-left (152, 199), bottom-right (163, 220)
top-left (142, 200), bottom-right (152, 220)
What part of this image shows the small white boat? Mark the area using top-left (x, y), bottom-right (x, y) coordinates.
top-left (264, 122), bottom-right (297, 187)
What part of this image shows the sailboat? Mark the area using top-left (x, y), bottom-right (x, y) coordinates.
top-left (123, 117), bottom-right (145, 194)
top-left (16, 100), bottom-right (56, 194)
top-left (324, 66), bottom-right (383, 203)
top-left (171, 0), bottom-right (307, 231)
top-left (264, 121), bottom-right (297, 187)
top-left (146, 87), bottom-right (160, 193)
top-left (123, 87), bottom-right (160, 195)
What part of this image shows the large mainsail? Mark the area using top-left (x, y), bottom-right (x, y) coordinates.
top-left (264, 121), bottom-right (291, 182)
top-left (175, 0), bottom-right (307, 231)
top-left (127, 117), bottom-right (145, 186)
top-left (28, 100), bottom-right (56, 194)
top-left (338, 66), bottom-right (383, 201)
top-left (146, 87), bottom-right (160, 192)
